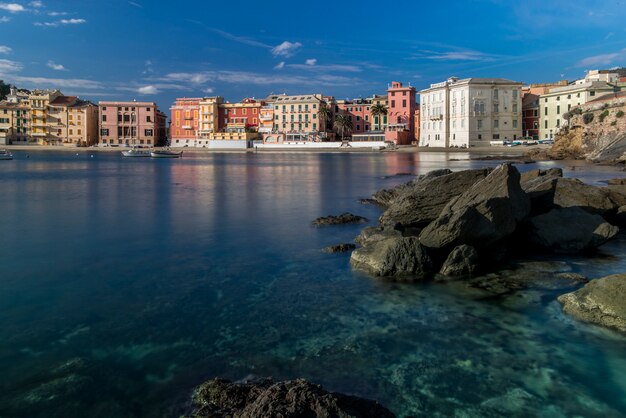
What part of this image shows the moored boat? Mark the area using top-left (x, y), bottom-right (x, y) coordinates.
top-left (122, 148), bottom-right (151, 157)
top-left (150, 149), bottom-right (183, 158)
top-left (0, 149), bottom-right (13, 160)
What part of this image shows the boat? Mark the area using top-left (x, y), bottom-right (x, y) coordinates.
top-left (150, 149), bottom-right (183, 158)
top-left (0, 150), bottom-right (13, 160)
top-left (121, 148), bottom-right (151, 157)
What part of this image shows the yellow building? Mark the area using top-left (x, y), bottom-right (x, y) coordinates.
top-left (48, 96), bottom-right (99, 146)
top-left (0, 101), bottom-right (30, 145)
top-left (198, 96), bottom-right (224, 139)
top-left (29, 89), bottom-right (63, 144)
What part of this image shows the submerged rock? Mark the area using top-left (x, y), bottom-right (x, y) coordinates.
top-left (380, 168), bottom-right (492, 228)
top-left (323, 243), bottom-right (357, 253)
top-left (312, 213), bottom-right (368, 226)
top-left (350, 236), bottom-right (433, 279)
top-left (439, 245), bottom-right (479, 277)
top-left (186, 377), bottom-right (395, 418)
top-left (558, 273), bottom-right (626, 333)
top-left (419, 163), bottom-right (530, 250)
top-left (525, 207), bottom-right (619, 253)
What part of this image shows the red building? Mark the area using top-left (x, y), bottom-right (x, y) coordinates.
top-left (386, 81), bottom-right (416, 145)
top-left (170, 98), bottom-right (201, 145)
top-left (220, 98), bottom-right (263, 133)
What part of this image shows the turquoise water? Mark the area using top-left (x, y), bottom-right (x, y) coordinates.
top-left (0, 151), bottom-right (625, 417)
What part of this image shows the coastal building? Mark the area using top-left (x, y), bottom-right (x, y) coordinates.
top-left (538, 73), bottom-right (617, 139)
top-left (263, 93), bottom-right (335, 143)
top-left (414, 105), bottom-right (420, 142)
top-left (45, 96), bottom-right (99, 146)
top-left (419, 77), bottom-right (523, 148)
top-left (29, 89), bottom-right (63, 144)
top-left (0, 100), bottom-right (30, 145)
top-left (98, 101), bottom-right (167, 147)
top-left (386, 81), bottom-right (417, 145)
top-left (522, 81), bottom-right (569, 139)
top-left (170, 98), bottom-right (201, 147)
top-left (198, 96), bottom-right (224, 141)
top-left (336, 98), bottom-right (373, 136)
top-left (258, 103), bottom-right (274, 134)
top-left (220, 98), bottom-right (263, 134)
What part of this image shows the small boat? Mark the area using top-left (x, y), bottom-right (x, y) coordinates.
top-left (0, 149), bottom-right (13, 160)
top-left (122, 148), bottom-right (151, 157)
top-left (150, 149), bottom-right (183, 158)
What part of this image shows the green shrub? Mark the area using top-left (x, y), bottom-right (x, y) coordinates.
top-left (583, 113), bottom-right (594, 124)
top-left (599, 109), bottom-right (610, 122)
top-left (616, 110), bottom-right (624, 118)
top-left (611, 121), bottom-right (617, 126)
top-left (574, 108), bottom-right (583, 115)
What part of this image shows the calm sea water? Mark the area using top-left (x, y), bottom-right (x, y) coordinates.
top-left (1, 150), bottom-right (625, 417)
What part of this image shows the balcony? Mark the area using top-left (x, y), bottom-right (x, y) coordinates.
top-left (259, 114), bottom-right (273, 121)
top-left (429, 114), bottom-right (443, 120)
top-left (32, 132), bottom-right (48, 137)
top-left (182, 125), bottom-right (193, 130)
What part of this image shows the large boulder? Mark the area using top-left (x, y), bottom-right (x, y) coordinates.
top-left (519, 168), bottom-right (563, 189)
top-left (350, 236), bottom-right (433, 279)
top-left (419, 164), bottom-right (531, 250)
top-left (558, 274), bottom-right (626, 333)
top-left (524, 177), bottom-right (618, 215)
top-left (371, 168), bottom-right (452, 207)
top-left (525, 207), bottom-right (618, 253)
top-left (312, 213), bottom-right (368, 226)
top-left (439, 245), bottom-right (479, 277)
top-left (187, 377), bottom-right (395, 418)
top-left (380, 168), bottom-right (493, 228)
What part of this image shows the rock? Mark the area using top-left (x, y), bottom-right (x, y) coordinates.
top-left (312, 213), bottom-right (368, 226)
top-left (187, 377), bottom-right (395, 418)
top-left (380, 168), bottom-right (493, 228)
top-left (524, 177), bottom-right (618, 215)
top-left (354, 226), bottom-right (402, 246)
top-left (611, 205), bottom-right (626, 227)
top-left (350, 236), bottom-right (433, 279)
top-left (439, 245), bottom-right (479, 277)
top-left (558, 273), bottom-right (626, 333)
top-left (525, 207), bottom-right (619, 253)
top-left (519, 168), bottom-right (563, 188)
top-left (607, 178), bottom-right (626, 185)
top-left (323, 243), bottom-right (356, 253)
top-left (419, 164), bottom-right (531, 250)
top-left (371, 168), bottom-right (452, 207)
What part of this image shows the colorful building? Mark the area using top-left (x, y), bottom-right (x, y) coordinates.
top-left (414, 105), bottom-right (420, 142)
top-left (263, 93), bottom-right (335, 143)
top-left (420, 77), bottom-right (523, 148)
top-left (336, 98), bottom-right (373, 135)
top-left (170, 98), bottom-right (201, 146)
top-left (220, 98), bottom-right (263, 133)
top-left (98, 101), bottom-right (167, 147)
top-left (386, 81), bottom-right (416, 145)
top-left (29, 89), bottom-right (62, 144)
top-left (0, 99), bottom-right (30, 145)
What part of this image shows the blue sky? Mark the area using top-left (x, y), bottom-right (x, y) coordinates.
top-left (0, 0), bottom-right (625, 110)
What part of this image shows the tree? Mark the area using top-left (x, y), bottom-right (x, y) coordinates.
top-left (318, 101), bottom-right (332, 133)
top-left (0, 80), bottom-right (13, 101)
top-left (370, 103), bottom-right (387, 131)
top-left (334, 114), bottom-right (353, 141)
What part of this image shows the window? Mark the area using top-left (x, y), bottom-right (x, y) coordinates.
top-left (557, 96), bottom-right (560, 101)
top-left (102, 115), bottom-right (107, 122)
top-left (494, 119), bottom-right (499, 129)
top-left (118, 114), bottom-right (122, 122)
top-left (544, 107), bottom-right (548, 116)
top-left (100, 128), bottom-right (109, 136)
top-left (545, 120), bottom-right (548, 129)
top-left (556, 119), bottom-right (560, 128)
top-left (145, 129), bottom-right (153, 136)
top-left (391, 100), bottom-right (395, 107)
top-left (512, 90), bottom-right (518, 99)
top-left (477, 119), bottom-right (483, 129)
top-left (590, 91), bottom-right (596, 96)
top-left (557, 105), bottom-right (560, 114)
top-left (146, 116), bottom-right (152, 122)
top-left (102, 107), bottom-right (107, 111)
top-left (513, 104), bottom-right (518, 113)
top-left (402, 100), bottom-right (406, 107)
top-left (513, 120), bottom-right (518, 129)
top-left (78, 129), bottom-right (82, 135)
top-left (493, 134), bottom-right (500, 139)
top-left (494, 103), bottom-right (499, 113)
top-left (123, 114), bottom-right (130, 122)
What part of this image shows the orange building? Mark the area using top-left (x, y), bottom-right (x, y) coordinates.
top-left (170, 98), bottom-right (201, 146)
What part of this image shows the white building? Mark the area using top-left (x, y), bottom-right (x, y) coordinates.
top-left (419, 77), bottom-right (523, 148)
top-left (539, 71), bottom-right (618, 139)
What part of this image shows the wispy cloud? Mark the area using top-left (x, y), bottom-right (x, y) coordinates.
top-left (0, 3), bottom-right (25, 13)
top-left (287, 62), bottom-right (362, 73)
top-left (577, 48), bottom-right (626, 68)
top-left (0, 58), bottom-right (21, 72)
top-left (29, 1), bottom-right (43, 8)
top-left (160, 70), bottom-right (361, 87)
top-left (47, 11), bottom-right (67, 16)
top-left (0, 45), bottom-right (11, 54)
top-left (417, 50), bottom-right (497, 62)
top-left (204, 87), bottom-right (214, 94)
top-left (136, 85), bottom-right (158, 95)
top-left (7, 75), bottom-right (103, 89)
top-left (274, 61), bottom-right (285, 70)
top-left (305, 58), bottom-right (317, 66)
top-left (271, 41), bottom-right (302, 57)
top-left (128, 1), bottom-right (143, 8)
top-left (210, 28), bottom-right (271, 49)
top-left (47, 60), bottom-right (66, 71)
top-left (0, 16), bottom-right (10, 22)
top-left (34, 17), bottom-right (86, 26)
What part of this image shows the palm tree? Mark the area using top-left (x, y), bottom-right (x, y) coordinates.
top-left (334, 114), bottom-right (353, 141)
top-left (370, 103), bottom-right (387, 131)
top-left (318, 101), bottom-right (332, 134)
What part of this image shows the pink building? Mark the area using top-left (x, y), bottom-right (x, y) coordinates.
top-left (335, 99), bottom-right (373, 135)
top-left (98, 101), bottom-right (167, 147)
top-left (386, 81), bottom-right (416, 145)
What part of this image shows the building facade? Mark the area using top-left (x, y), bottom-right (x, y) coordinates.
top-left (264, 93), bottom-right (334, 142)
top-left (0, 100), bottom-right (30, 145)
top-left (386, 81), bottom-right (416, 144)
top-left (419, 77), bottom-right (523, 148)
top-left (336, 98), bottom-right (373, 135)
top-left (99, 101), bottom-right (166, 147)
top-left (170, 98), bottom-right (201, 146)
top-left (220, 98), bottom-right (263, 133)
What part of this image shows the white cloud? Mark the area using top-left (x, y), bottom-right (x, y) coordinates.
top-left (0, 3), bottom-right (25, 12)
top-left (274, 61), bottom-right (285, 70)
top-left (577, 49), bottom-right (626, 67)
top-left (136, 85), bottom-right (159, 95)
top-left (47, 11), bottom-right (67, 16)
top-left (204, 87), bottom-right (214, 94)
top-left (305, 58), bottom-right (317, 66)
top-left (271, 41), bottom-right (302, 57)
top-left (29, 1), bottom-right (43, 7)
top-left (421, 50), bottom-right (495, 61)
top-left (160, 70), bottom-right (360, 87)
top-left (210, 28), bottom-right (271, 49)
top-left (0, 45), bottom-right (11, 54)
top-left (287, 63), bottom-right (362, 73)
top-left (34, 17), bottom-right (86, 27)
top-left (0, 16), bottom-right (10, 22)
top-left (8, 75), bottom-right (103, 89)
top-left (129, 1), bottom-right (143, 7)
top-left (0, 58), bottom-right (21, 72)
top-left (47, 60), bottom-right (66, 71)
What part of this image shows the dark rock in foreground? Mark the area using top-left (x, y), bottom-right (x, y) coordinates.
top-left (439, 245), bottom-right (479, 277)
top-left (371, 168), bottom-right (453, 207)
top-left (558, 273), bottom-right (626, 333)
top-left (323, 243), bottom-right (357, 253)
top-left (312, 213), bottom-right (368, 226)
top-left (350, 236), bottom-right (432, 279)
top-left (186, 377), bottom-right (395, 418)
top-left (525, 207), bottom-right (619, 253)
top-left (525, 177), bottom-right (619, 215)
top-left (419, 164), bottom-right (530, 250)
